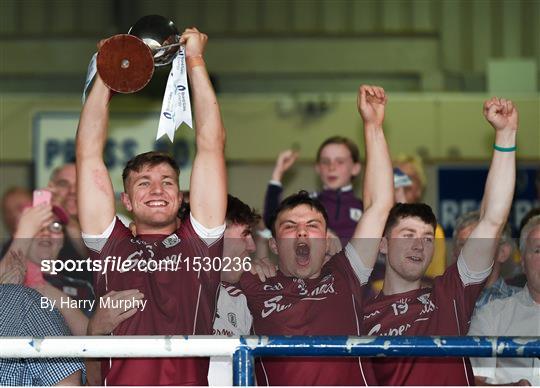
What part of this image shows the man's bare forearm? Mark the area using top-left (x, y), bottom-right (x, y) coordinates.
top-left (76, 75), bottom-right (116, 234)
top-left (479, 130), bottom-right (516, 229)
top-left (189, 65), bottom-right (225, 152)
top-left (184, 29), bottom-right (227, 228)
top-left (363, 124), bottom-right (394, 219)
top-left (76, 77), bottom-right (111, 160)
top-left (463, 98), bottom-right (517, 272)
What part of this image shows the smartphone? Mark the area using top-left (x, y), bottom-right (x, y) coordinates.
top-left (33, 189), bottom-right (52, 207)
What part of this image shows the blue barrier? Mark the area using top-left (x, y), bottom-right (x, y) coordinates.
top-left (1, 335), bottom-right (538, 386)
top-left (232, 336), bottom-right (540, 386)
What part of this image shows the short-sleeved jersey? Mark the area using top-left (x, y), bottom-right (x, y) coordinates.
top-left (85, 216), bottom-right (223, 386)
top-left (239, 247), bottom-right (373, 386)
top-left (362, 262), bottom-right (486, 386)
top-left (208, 283), bottom-right (253, 386)
top-left (212, 282), bottom-right (253, 337)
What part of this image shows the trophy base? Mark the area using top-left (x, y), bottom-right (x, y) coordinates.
top-left (97, 34), bottom-right (154, 93)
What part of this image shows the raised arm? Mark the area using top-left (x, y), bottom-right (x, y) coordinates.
top-left (348, 85), bottom-right (394, 267)
top-left (75, 68), bottom-right (115, 234)
top-left (183, 28), bottom-right (227, 228)
top-left (263, 149), bottom-right (299, 228)
top-left (462, 97), bottom-right (517, 272)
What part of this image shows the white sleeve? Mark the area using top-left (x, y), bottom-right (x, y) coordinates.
top-left (239, 294), bottom-right (253, 335)
top-left (344, 243), bottom-right (373, 285)
top-left (268, 180), bottom-right (282, 187)
top-left (457, 251), bottom-right (493, 285)
top-left (81, 217), bottom-right (116, 253)
top-left (468, 305), bottom-right (497, 380)
top-left (190, 213), bottom-right (226, 245)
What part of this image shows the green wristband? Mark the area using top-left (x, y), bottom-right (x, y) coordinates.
top-left (493, 144), bottom-right (516, 152)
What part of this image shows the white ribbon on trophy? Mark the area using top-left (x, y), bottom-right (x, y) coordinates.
top-left (82, 53), bottom-right (98, 104)
top-left (156, 46), bottom-right (193, 142)
top-left (81, 46), bottom-right (192, 142)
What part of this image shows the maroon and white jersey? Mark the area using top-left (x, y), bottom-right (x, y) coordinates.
top-left (208, 282), bottom-right (253, 386)
top-left (83, 214), bottom-right (224, 386)
top-left (362, 255), bottom-right (490, 386)
top-left (239, 244), bottom-right (374, 386)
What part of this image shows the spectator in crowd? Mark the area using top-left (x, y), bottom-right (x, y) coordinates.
top-left (0, 284), bottom-right (85, 385)
top-left (362, 96), bottom-right (518, 385)
top-left (452, 211), bottom-right (520, 308)
top-left (48, 163), bottom-right (93, 285)
top-left (393, 167), bottom-right (413, 203)
top-left (1, 187), bottom-right (32, 236)
top-left (1, 202), bottom-right (90, 335)
top-left (394, 154), bottom-right (425, 204)
top-left (507, 207), bottom-right (540, 288)
top-left (48, 164), bottom-right (77, 220)
top-left (236, 85), bottom-right (393, 385)
top-left (1, 187), bottom-right (32, 254)
top-left (468, 215), bottom-right (540, 386)
top-left (263, 135), bottom-right (363, 242)
top-left (394, 154), bottom-right (446, 281)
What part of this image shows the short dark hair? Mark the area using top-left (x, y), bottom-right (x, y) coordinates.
top-left (177, 194), bottom-right (261, 227)
top-left (226, 194), bottom-right (261, 228)
top-left (269, 190), bottom-right (328, 237)
top-left (383, 203), bottom-right (437, 236)
top-left (316, 136), bottom-right (360, 164)
top-left (122, 151), bottom-right (179, 189)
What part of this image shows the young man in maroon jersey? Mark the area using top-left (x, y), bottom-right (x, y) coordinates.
top-left (362, 97), bottom-right (518, 385)
top-left (237, 85), bottom-right (394, 385)
top-left (76, 28), bottom-right (227, 385)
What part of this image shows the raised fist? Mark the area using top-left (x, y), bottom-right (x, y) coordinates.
top-left (358, 85), bottom-right (387, 128)
top-left (483, 97), bottom-right (518, 132)
top-left (180, 27), bottom-right (208, 58)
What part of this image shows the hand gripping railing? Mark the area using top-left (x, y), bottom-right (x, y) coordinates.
top-left (1, 335), bottom-right (539, 386)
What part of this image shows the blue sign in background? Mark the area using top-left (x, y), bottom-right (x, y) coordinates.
top-left (438, 166), bottom-right (539, 237)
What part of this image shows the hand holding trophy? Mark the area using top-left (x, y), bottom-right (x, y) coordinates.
top-left (97, 15), bottom-right (180, 93)
top-left (83, 15), bottom-right (194, 141)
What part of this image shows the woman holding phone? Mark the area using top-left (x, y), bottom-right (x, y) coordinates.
top-left (0, 189), bottom-right (90, 335)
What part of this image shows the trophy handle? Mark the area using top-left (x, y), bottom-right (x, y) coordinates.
top-left (97, 34), bottom-right (155, 93)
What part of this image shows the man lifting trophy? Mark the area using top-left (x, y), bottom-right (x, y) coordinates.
top-left (77, 25), bottom-right (227, 385)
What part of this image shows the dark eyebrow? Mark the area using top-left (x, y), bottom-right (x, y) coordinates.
top-left (400, 227), bottom-right (434, 236)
